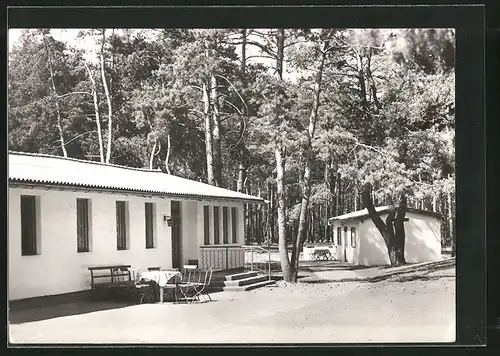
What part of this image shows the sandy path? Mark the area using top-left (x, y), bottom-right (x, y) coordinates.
top-left (9, 265), bottom-right (455, 344)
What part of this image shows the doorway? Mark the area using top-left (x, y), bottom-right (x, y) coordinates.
top-left (171, 201), bottom-right (182, 269)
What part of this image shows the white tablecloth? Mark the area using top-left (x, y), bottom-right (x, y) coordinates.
top-left (139, 270), bottom-right (182, 287)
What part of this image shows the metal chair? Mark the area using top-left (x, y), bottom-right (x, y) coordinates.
top-left (178, 268), bottom-right (204, 304)
top-left (193, 268), bottom-right (213, 302)
top-left (182, 265), bottom-right (197, 283)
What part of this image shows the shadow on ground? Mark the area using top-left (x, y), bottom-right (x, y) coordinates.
top-left (9, 301), bottom-right (131, 324)
top-left (366, 258), bottom-right (455, 283)
top-left (298, 258), bottom-right (455, 284)
top-left (9, 296), bottom-right (222, 324)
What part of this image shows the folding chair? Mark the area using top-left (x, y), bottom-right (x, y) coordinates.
top-left (178, 268), bottom-right (204, 304)
top-left (193, 268), bottom-right (213, 302)
top-left (182, 265), bottom-right (197, 283)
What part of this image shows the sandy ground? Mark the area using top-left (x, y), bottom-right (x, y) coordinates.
top-left (9, 263), bottom-right (455, 344)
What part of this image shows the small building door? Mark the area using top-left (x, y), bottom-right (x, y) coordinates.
top-left (171, 201), bottom-right (182, 269)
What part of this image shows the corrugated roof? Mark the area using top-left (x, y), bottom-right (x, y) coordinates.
top-left (8, 151), bottom-right (265, 203)
top-left (329, 206), bottom-right (443, 222)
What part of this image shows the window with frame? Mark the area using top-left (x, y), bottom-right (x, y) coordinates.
top-left (222, 207), bottom-right (229, 244)
top-left (145, 202), bottom-right (155, 249)
top-left (77, 198), bottom-right (91, 252)
top-left (351, 227), bottom-right (356, 248)
top-left (116, 201), bottom-right (129, 250)
top-left (213, 206), bottom-right (220, 244)
top-left (21, 195), bottom-right (38, 256)
top-left (336, 227), bottom-right (341, 245)
top-left (203, 206), bottom-right (210, 245)
top-left (231, 207), bottom-right (238, 243)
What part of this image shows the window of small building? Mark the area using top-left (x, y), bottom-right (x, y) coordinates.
top-left (77, 198), bottom-right (91, 253)
top-left (231, 207), bottom-right (238, 243)
top-left (336, 227), bottom-right (341, 245)
top-left (145, 202), bottom-right (156, 249)
top-left (351, 227), bottom-right (356, 248)
top-left (21, 195), bottom-right (39, 256)
top-left (213, 206), bottom-right (220, 244)
top-left (116, 201), bottom-right (129, 250)
top-left (222, 207), bottom-right (229, 244)
top-left (203, 206), bottom-right (210, 245)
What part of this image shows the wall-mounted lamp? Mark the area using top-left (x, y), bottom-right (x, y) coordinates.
top-left (164, 215), bottom-right (174, 227)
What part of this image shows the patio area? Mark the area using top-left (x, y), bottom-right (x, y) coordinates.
top-left (9, 260), bottom-right (455, 344)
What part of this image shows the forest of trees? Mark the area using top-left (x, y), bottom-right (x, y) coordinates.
top-left (8, 28), bottom-right (455, 280)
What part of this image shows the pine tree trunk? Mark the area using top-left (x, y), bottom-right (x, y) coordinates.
top-left (291, 39), bottom-right (329, 280)
top-left (268, 182), bottom-right (275, 244)
top-left (100, 30), bottom-right (113, 164)
top-left (44, 38), bottom-right (68, 158)
top-left (337, 173), bottom-right (342, 215)
top-left (276, 143), bottom-right (292, 281)
top-left (203, 82), bottom-right (215, 185)
top-left (165, 132), bottom-right (171, 174)
top-left (84, 63), bottom-right (105, 163)
top-left (363, 183), bottom-right (407, 266)
top-left (211, 73), bottom-right (222, 187)
top-left (149, 136), bottom-right (157, 170)
top-left (448, 191), bottom-right (455, 256)
top-left (274, 28), bottom-right (293, 281)
top-left (236, 28), bottom-right (248, 194)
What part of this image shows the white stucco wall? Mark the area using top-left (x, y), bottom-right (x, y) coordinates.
top-left (404, 212), bottom-right (442, 263)
top-left (356, 218), bottom-right (391, 266)
top-left (9, 186), bottom-right (250, 300)
top-left (345, 212), bottom-right (442, 266)
top-left (9, 187), bottom-right (174, 300)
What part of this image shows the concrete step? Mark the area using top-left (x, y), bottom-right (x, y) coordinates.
top-left (224, 275), bottom-right (269, 287)
top-left (225, 271), bottom-right (258, 281)
top-left (223, 279), bottom-right (276, 292)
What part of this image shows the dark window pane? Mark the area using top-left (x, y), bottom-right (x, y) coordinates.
top-left (231, 207), bottom-right (238, 243)
top-left (145, 203), bottom-right (154, 249)
top-left (213, 206), bottom-right (220, 245)
top-left (203, 206), bottom-right (210, 245)
top-left (116, 201), bottom-right (127, 250)
top-left (337, 227), bottom-right (341, 245)
top-left (21, 195), bottom-right (37, 255)
top-left (77, 198), bottom-right (90, 252)
top-left (222, 207), bottom-right (229, 244)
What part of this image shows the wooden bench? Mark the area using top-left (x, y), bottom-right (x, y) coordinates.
top-left (88, 265), bottom-right (132, 301)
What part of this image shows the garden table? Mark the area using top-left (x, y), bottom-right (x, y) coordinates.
top-left (139, 270), bottom-right (182, 303)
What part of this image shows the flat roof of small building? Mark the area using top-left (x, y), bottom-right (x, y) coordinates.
top-left (8, 151), bottom-right (265, 203)
top-left (329, 206), bottom-right (443, 223)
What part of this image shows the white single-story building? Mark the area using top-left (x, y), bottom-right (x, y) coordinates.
top-left (328, 206), bottom-right (443, 266)
top-left (8, 151), bottom-right (264, 301)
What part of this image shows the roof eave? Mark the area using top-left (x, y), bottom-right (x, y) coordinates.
top-left (328, 207), bottom-right (444, 223)
top-left (8, 180), bottom-right (265, 204)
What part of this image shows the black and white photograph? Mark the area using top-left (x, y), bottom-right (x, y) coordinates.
top-left (7, 12), bottom-right (466, 344)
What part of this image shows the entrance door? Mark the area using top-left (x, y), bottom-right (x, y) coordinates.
top-left (171, 201), bottom-right (182, 269)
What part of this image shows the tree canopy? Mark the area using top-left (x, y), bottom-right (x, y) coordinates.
top-left (8, 28), bottom-right (456, 276)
